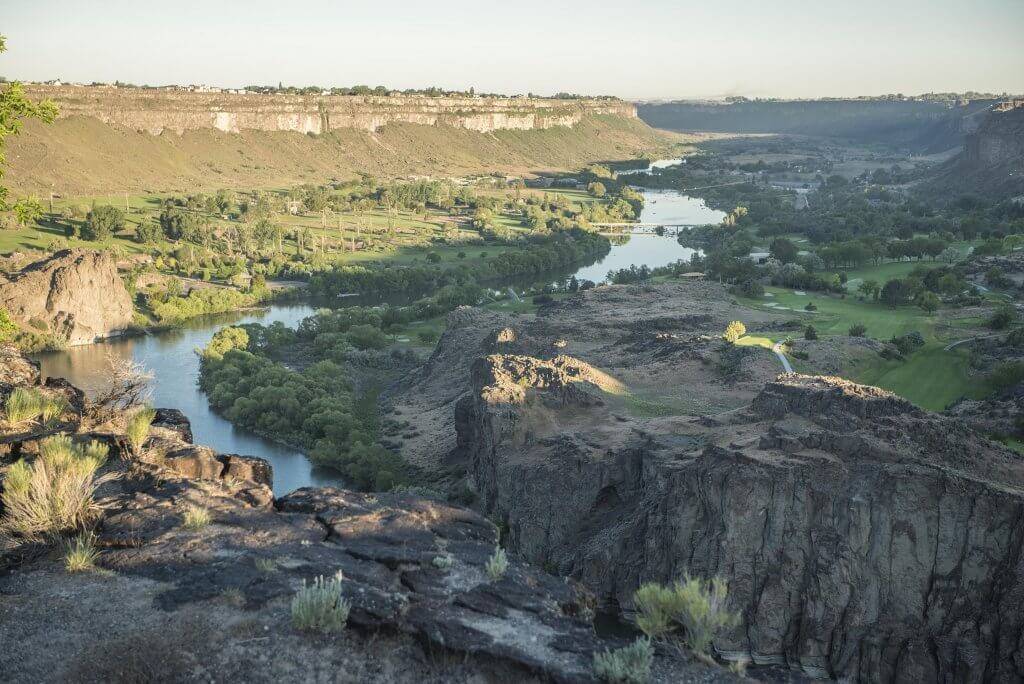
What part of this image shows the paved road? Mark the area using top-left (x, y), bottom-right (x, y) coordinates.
top-left (772, 341), bottom-right (794, 372)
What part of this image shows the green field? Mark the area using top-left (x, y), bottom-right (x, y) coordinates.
top-left (741, 275), bottom-right (991, 410)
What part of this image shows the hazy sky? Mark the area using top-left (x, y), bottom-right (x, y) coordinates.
top-left (3, 0), bottom-right (1023, 100)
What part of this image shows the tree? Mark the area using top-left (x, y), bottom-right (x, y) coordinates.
top-left (769, 237), bottom-right (798, 264)
top-left (0, 36), bottom-right (58, 210)
top-left (938, 246), bottom-right (960, 264)
top-left (858, 279), bottom-right (880, 301)
top-left (917, 291), bottom-right (939, 313)
top-left (0, 307), bottom-right (18, 343)
top-left (11, 195), bottom-right (43, 227)
top-left (135, 219), bottom-right (161, 244)
top-left (722, 320), bottom-right (746, 343)
top-left (586, 181), bottom-right (606, 198)
top-left (880, 279), bottom-right (909, 307)
top-left (804, 325), bottom-right (818, 340)
top-left (83, 205), bottom-right (125, 241)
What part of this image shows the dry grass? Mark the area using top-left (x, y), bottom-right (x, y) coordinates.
top-left (181, 505), bottom-right (211, 530)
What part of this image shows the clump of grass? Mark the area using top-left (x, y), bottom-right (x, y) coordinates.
top-left (431, 554), bottom-right (454, 570)
top-left (485, 546), bottom-right (508, 580)
top-left (4, 387), bottom-right (43, 427)
top-left (1, 435), bottom-right (110, 538)
top-left (64, 532), bottom-right (100, 572)
top-left (633, 574), bottom-right (739, 656)
top-left (181, 505), bottom-right (211, 529)
top-left (125, 407), bottom-right (156, 455)
top-left (255, 557), bottom-right (277, 573)
top-left (40, 394), bottom-right (70, 427)
top-left (593, 637), bottom-right (654, 684)
top-left (291, 573), bottom-right (351, 633)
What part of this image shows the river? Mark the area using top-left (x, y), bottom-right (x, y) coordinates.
top-left (34, 183), bottom-right (723, 494)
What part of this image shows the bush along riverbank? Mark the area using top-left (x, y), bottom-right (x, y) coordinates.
top-left (308, 228), bottom-right (609, 296)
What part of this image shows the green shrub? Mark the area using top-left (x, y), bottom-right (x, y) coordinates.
top-left (0, 308), bottom-right (18, 344)
top-left (64, 532), bottom-right (100, 572)
top-left (485, 547), bottom-right (508, 580)
top-left (989, 305), bottom-right (1018, 330)
top-left (722, 321), bottom-right (746, 343)
top-left (432, 554), bottom-right (454, 570)
top-left (27, 317), bottom-right (49, 332)
top-left (848, 323), bottom-right (867, 337)
top-left (0, 435), bottom-right (109, 537)
top-left (633, 576), bottom-right (739, 656)
top-left (804, 325), bottom-right (818, 340)
top-left (593, 637), bottom-right (654, 684)
top-left (291, 574), bottom-right (351, 633)
top-left (125, 407), bottom-right (157, 455)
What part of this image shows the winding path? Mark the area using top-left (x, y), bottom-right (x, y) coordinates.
top-left (772, 341), bottom-right (794, 373)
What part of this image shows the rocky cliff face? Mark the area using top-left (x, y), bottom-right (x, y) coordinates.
top-left (965, 101), bottom-right (1024, 166)
top-left (26, 85), bottom-right (636, 135)
top-left (397, 281), bottom-right (1024, 681)
top-left (0, 249), bottom-right (134, 345)
top-left (460, 351), bottom-right (1024, 680)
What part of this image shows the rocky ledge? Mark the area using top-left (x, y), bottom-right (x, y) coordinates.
top-left (0, 345), bottom-right (729, 683)
top-left (459, 341), bottom-right (1024, 681)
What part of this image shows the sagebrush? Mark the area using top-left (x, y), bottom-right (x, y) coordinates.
top-left (593, 637), bottom-right (654, 684)
top-left (291, 573), bottom-right (351, 633)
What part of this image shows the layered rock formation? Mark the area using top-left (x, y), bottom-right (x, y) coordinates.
top-left (0, 249), bottom-right (133, 345)
top-left (385, 280), bottom-right (1024, 681)
top-left (25, 85), bottom-right (636, 135)
top-left (460, 353), bottom-right (1024, 680)
top-left (0, 345), bottom-right (729, 683)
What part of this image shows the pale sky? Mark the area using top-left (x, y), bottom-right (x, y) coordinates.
top-left (2, 0), bottom-right (1023, 100)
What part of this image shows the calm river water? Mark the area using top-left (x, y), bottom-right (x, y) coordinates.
top-left (34, 184), bottom-right (723, 494)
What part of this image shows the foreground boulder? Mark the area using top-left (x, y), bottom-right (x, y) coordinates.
top-left (462, 356), bottom-right (1024, 681)
top-left (0, 248), bottom-right (133, 345)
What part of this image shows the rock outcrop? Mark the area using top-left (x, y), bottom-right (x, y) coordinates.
top-left (0, 249), bottom-right (134, 345)
top-left (0, 346), bottom-right (730, 683)
top-left (460, 358), bottom-right (1024, 681)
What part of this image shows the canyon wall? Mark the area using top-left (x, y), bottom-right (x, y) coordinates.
top-left (964, 101), bottom-right (1024, 166)
top-left (24, 85), bottom-right (636, 135)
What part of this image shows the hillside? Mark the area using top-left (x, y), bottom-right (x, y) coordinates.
top-left (6, 87), bottom-right (684, 196)
top-left (638, 98), bottom-right (1000, 152)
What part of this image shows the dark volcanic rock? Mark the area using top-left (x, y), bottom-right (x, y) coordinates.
top-left (463, 357), bottom-right (1024, 681)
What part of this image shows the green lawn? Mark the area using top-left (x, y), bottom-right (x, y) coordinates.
top-left (741, 285), bottom-right (991, 411)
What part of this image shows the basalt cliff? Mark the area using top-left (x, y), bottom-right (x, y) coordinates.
top-left (0, 345), bottom-right (732, 683)
top-left (26, 85), bottom-right (636, 135)
top-left (389, 280), bottom-right (1024, 682)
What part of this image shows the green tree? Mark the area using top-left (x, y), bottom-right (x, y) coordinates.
top-left (135, 219), bottom-right (161, 244)
top-left (83, 205), bottom-right (125, 241)
top-left (586, 181), bottom-right (606, 198)
top-left (11, 195), bottom-right (43, 227)
top-left (858, 279), bottom-right (880, 301)
top-left (0, 36), bottom-right (58, 210)
top-left (917, 291), bottom-right (940, 314)
top-left (769, 237), bottom-right (798, 264)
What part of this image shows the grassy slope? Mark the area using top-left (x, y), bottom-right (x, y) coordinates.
top-left (7, 114), bottom-right (687, 196)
